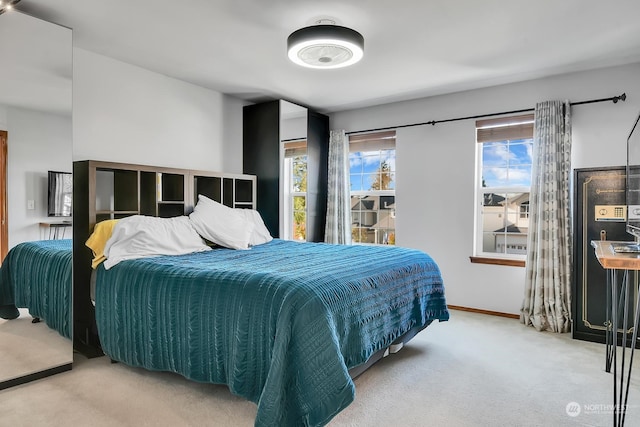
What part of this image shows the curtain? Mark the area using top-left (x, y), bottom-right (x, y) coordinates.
top-left (521, 100), bottom-right (572, 333)
top-left (325, 129), bottom-right (352, 244)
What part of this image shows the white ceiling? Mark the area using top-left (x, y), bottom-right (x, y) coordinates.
top-left (0, 10), bottom-right (72, 115)
top-left (13, 0), bottom-right (640, 114)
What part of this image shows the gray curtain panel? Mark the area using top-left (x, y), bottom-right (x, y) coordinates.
top-left (325, 130), bottom-right (352, 244)
top-left (521, 100), bottom-right (573, 333)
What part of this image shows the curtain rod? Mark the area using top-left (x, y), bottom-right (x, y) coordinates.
top-left (345, 92), bottom-right (627, 136)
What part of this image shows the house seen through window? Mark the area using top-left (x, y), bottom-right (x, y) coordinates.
top-left (349, 131), bottom-right (396, 245)
top-left (283, 131), bottom-right (397, 245)
top-left (475, 115), bottom-right (534, 259)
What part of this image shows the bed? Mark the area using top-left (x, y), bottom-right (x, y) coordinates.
top-left (92, 235), bottom-right (448, 426)
top-left (0, 239), bottom-right (72, 339)
top-left (74, 160), bottom-right (449, 426)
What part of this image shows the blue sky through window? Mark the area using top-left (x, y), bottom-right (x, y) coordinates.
top-left (482, 138), bottom-right (533, 188)
top-left (350, 150), bottom-right (396, 191)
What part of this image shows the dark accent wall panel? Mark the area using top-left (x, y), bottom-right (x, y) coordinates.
top-left (243, 101), bottom-right (281, 237)
top-left (306, 110), bottom-right (330, 242)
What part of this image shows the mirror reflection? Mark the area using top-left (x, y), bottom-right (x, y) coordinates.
top-left (0, 10), bottom-right (73, 387)
top-left (280, 101), bottom-right (308, 240)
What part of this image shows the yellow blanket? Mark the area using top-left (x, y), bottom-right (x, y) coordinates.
top-left (85, 219), bottom-right (119, 268)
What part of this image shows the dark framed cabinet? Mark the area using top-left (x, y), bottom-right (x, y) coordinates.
top-left (573, 166), bottom-right (635, 344)
top-left (243, 100), bottom-right (329, 242)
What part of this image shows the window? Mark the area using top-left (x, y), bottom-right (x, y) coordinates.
top-left (519, 202), bottom-right (529, 219)
top-left (349, 131), bottom-right (396, 245)
top-left (283, 140), bottom-right (307, 240)
top-left (474, 114), bottom-right (534, 261)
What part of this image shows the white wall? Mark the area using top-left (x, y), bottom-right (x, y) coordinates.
top-left (3, 106), bottom-right (72, 247)
top-left (331, 62), bottom-right (640, 315)
top-left (221, 94), bottom-right (245, 174)
top-left (4, 47), bottom-right (246, 248)
top-left (73, 48), bottom-right (244, 172)
top-left (0, 105), bottom-right (7, 129)
top-left (64, 46), bottom-right (640, 315)
top-left (281, 115), bottom-right (307, 141)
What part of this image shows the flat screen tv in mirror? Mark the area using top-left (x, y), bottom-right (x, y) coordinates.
top-left (47, 170), bottom-right (72, 217)
top-left (626, 111), bottom-right (640, 239)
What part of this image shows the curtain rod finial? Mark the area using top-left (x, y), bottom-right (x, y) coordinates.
top-left (614, 93), bottom-right (627, 103)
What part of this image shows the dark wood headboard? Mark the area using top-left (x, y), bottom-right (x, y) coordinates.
top-left (72, 160), bottom-right (257, 357)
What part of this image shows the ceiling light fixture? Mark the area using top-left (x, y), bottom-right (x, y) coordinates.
top-left (287, 21), bottom-right (364, 69)
top-left (0, 0), bottom-right (21, 15)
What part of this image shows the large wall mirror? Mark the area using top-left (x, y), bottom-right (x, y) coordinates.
top-left (280, 100), bottom-right (308, 240)
top-left (0, 10), bottom-right (73, 389)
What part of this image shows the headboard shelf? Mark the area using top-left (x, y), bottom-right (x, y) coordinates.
top-left (73, 160), bottom-right (257, 357)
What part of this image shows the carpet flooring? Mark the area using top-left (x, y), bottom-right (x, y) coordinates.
top-left (0, 308), bottom-right (72, 383)
top-left (1, 309), bottom-right (638, 426)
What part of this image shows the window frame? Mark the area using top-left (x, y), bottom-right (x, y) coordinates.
top-left (282, 141), bottom-right (307, 241)
top-left (348, 131), bottom-right (397, 245)
top-left (473, 115), bottom-right (534, 264)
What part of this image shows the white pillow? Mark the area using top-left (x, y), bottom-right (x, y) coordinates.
top-left (103, 215), bottom-right (210, 269)
top-left (189, 194), bottom-right (255, 250)
top-left (235, 208), bottom-right (272, 246)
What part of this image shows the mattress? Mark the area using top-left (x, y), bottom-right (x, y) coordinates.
top-left (94, 239), bottom-right (448, 426)
top-left (0, 239), bottom-right (72, 338)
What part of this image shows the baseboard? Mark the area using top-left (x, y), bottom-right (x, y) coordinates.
top-left (448, 305), bottom-right (519, 319)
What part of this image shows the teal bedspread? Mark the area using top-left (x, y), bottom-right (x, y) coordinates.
top-left (95, 239), bottom-right (448, 426)
top-left (0, 239), bottom-right (72, 339)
